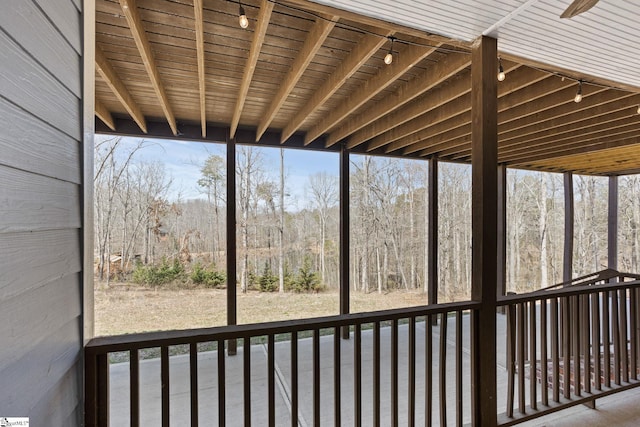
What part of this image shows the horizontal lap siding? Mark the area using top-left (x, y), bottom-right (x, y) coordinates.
top-left (0, 0), bottom-right (84, 426)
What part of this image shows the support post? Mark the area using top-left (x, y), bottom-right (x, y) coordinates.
top-left (470, 35), bottom-right (498, 427)
top-left (227, 137), bottom-right (237, 355)
top-left (497, 164), bottom-right (507, 311)
top-left (340, 144), bottom-right (350, 339)
top-left (427, 157), bottom-right (439, 305)
top-left (608, 176), bottom-right (618, 271)
top-left (563, 172), bottom-right (574, 283)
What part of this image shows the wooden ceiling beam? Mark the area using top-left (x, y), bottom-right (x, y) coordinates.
top-left (410, 75), bottom-right (587, 156)
top-left (339, 53), bottom-right (471, 150)
top-left (95, 45), bottom-right (147, 133)
top-left (447, 90), bottom-right (637, 161)
top-left (428, 87), bottom-right (631, 161)
top-left (95, 98), bottom-right (116, 130)
top-left (256, 14), bottom-right (338, 141)
top-left (304, 42), bottom-right (440, 146)
top-left (119, 0), bottom-right (177, 135)
top-left (381, 93), bottom-right (471, 153)
top-left (281, 32), bottom-right (390, 143)
top-left (500, 118), bottom-right (640, 162)
top-left (392, 67), bottom-right (554, 155)
top-left (499, 96), bottom-right (640, 149)
top-left (193, 0), bottom-right (206, 137)
top-left (509, 135), bottom-right (640, 166)
top-left (231, 0), bottom-right (274, 139)
top-left (499, 91), bottom-right (636, 145)
top-left (522, 147), bottom-right (640, 175)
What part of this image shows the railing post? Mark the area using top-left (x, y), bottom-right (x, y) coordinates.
top-left (470, 35), bottom-right (498, 427)
top-left (85, 349), bottom-right (109, 427)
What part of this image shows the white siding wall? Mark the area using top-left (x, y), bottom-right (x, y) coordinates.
top-left (0, 0), bottom-right (84, 425)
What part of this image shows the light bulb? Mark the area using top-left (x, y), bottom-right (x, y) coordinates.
top-left (384, 37), bottom-right (395, 65)
top-left (574, 82), bottom-right (583, 103)
top-left (497, 61), bottom-right (505, 81)
top-left (239, 5), bottom-right (248, 29)
top-left (637, 105), bottom-right (640, 114)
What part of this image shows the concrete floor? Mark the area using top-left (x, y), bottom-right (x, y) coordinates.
top-left (108, 313), bottom-right (640, 426)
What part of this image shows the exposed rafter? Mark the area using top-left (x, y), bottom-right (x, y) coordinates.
top-left (95, 98), bottom-right (116, 131)
top-left (93, 0), bottom-right (640, 176)
top-left (398, 72), bottom-right (573, 155)
top-left (95, 46), bottom-right (147, 133)
top-left (304, 43), bottom-right (441, 146)
top-left (231, 0), bottom-right (274, 139)
top-left (256, 14), bottom-right (339, 141)
top-left (193, 0), bottom-right (206, 137)
top-left (338, 53), bottom-right (471, 149)
top-left (280, 32), bottom-right (390, 143)
top-left (436, 87), bottom-right (630, 161)
top-left (119, 0), bottom-right (177, 135)
top-left (512, 135), bottom-right (640, 166)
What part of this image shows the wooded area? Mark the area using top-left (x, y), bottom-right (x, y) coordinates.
top-left (94, 136), bottom-right (640, 302)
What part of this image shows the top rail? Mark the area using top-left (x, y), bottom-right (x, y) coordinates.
top-left (86, 300), bottom-right (480, 354)
top-left (498, 278), bottom-right (640, 306)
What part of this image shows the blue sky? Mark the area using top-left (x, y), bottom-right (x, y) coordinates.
top-left (96, 135), bottom-right (339, 205)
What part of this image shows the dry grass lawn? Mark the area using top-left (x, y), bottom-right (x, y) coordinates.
top-left (94, 283), bottom-right (430, 337)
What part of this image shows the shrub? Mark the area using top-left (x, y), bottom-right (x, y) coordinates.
top-left (190, 263), bottom-right (226, 288)
top-left (258, 263), bottom-right (278, 292)
top-left (290, 256), bottom-right (324, 293)
top-left (132, 258), bottom-right (185, 286)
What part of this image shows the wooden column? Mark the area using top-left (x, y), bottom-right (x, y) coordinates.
top-left (340, 144), bottom-right (350, 338)
top-left (427, 157), bottom-right (439, 305)
top-left (227, 137), bottom-right (237, 354)
top-left (563, 172), bottom-right (574, 283)
top-left (470, 35), bottom-right (498, 427)
top-left (497, 164), bottom-right (507, 302)
top-left (608, 176), bottom-right (618, 270)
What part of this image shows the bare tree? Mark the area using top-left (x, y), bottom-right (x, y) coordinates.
top-left (308, 172), bottom-right (338, 285)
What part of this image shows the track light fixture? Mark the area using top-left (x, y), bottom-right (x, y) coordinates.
top-left (574, 80), bottom-right (583, 103)
top-left (637, 105), bottom-right (640, 115)
top-left (497, 58), bottom-right (505, 81)
top-left (238, 1), bottom-right (249, 29)
top-left (384, 37), bottom-right (396, 65)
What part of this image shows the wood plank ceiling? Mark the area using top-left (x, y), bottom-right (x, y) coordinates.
top-left (95, 0), bottom-right (640, 176)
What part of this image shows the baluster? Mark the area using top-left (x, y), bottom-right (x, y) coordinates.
top-left (540, 299), bottom-right (548, 406)
top-left (439, 313), bottom-right (448, 426)
top-left (243, 337), bottom-right (251, 426)
top-left (130, 349), bottom-right (140, 427)
top-left (217, 340), bottom-right (225, 426)
top-left (161, 346), bottom-right (169, 427)
top-left (333, 327), bottom-right (341, 426)
top-left (189, 343), bottom-right (198, 427)
top-left (291, 332), bottom-right (298, 427)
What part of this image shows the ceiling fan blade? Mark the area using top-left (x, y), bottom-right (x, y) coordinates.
top-left (560, 0), bottom-right (600, 18)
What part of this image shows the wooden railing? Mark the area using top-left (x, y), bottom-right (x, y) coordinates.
top-left (85, 301), bottom-right (479, 427)
top-left (498, 272), bottom-right (640, 426)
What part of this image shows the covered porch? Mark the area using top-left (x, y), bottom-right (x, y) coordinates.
top-left (86, 0), bottom-right (640, 426)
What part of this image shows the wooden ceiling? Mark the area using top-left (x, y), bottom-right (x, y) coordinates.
top-left (95, 0), bottom-right (640, 176)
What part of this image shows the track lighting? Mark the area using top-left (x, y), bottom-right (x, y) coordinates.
top-left (637, 105), bottom-right (640, 115)
top-left (574, 80), bottom-right (583, 103)
top-left (384, 37), bottom-right (395, 65)
top-left (497, 58), bottom-right (505, 81)
top-left (238, 1), bottom-right (248, 29)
